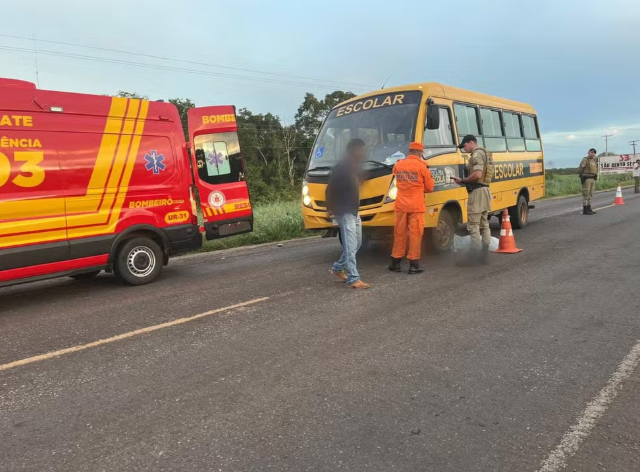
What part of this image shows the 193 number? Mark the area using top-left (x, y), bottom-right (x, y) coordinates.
top-left (0, 151), bottom-right (45, 188)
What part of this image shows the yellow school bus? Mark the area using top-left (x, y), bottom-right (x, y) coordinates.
top-left (301, 83), bottom-right (544, 251)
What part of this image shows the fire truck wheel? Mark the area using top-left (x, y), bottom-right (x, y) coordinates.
top-left (116, 237), bottom-right (163, 286)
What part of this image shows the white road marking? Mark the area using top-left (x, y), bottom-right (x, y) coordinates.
top-left (592, 203), bottom-right (616, 211)
top-left (543, 202), bottom-right (621, 219)
top-left (0, 297), bottom-right (269, 372)
top-left (537, 339), bottom-right (640, 472)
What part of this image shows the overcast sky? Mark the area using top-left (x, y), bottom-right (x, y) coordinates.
top-left (2, 0), bottom-right (639, 166)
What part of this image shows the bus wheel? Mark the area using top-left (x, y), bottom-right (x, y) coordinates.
top-left (116, 237), bottom-right (163, 286)
top-left (430, 209), bottom-right (457, 253)
top-left (70, 271), bottom-right (101, 281)
top-left (509, 194), bottom-right (529, 229)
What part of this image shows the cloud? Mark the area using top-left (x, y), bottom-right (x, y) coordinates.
top-left (542, 123), bottom-right (640, 166)
top-left (545, 124), bottom-right (640, 142)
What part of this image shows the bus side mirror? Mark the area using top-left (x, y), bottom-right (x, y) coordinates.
top-left (426, 103), bottom-right (440, 130)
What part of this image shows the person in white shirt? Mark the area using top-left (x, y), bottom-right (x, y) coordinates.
top-left (634, 159), bottom-right (640, 194)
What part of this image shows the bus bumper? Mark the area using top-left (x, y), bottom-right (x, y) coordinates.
top-left (302, 206), bottom-right (396, 230)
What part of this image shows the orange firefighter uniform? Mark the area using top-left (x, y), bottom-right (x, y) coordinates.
top-left (391, 142), bottom-right (435, 262)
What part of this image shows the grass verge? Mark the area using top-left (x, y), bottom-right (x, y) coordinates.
top-left (201, 200), bottom-right (314, 252)
top-left (544, 173), bottom-right (633, 198)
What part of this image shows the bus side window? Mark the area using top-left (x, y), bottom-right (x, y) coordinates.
top-left (480, 108), bottom-right (506, 152)
top-left (523, 115), bottom-right (542, 151)
top-left (454, 104), bottom-right (484, 148)
top-left (504, 112), bottom-right (525, 152)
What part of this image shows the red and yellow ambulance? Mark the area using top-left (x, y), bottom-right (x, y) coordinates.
top-left (0, 78), bottom-right (253, 287)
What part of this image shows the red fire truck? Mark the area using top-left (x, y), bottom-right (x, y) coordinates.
top-left (0, 78), bottom-right (253, 287)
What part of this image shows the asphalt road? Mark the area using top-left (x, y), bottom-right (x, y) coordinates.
top-left (1, 188), bottom-right (639, 472)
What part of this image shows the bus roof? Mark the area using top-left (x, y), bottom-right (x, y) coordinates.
top-left (336, 82), bottom-right (537, 115)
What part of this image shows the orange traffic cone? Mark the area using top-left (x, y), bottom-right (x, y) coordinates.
top-left (495, 210), bottom-right (523, 254)
top-left (614, 185), bottom-right (625, 205)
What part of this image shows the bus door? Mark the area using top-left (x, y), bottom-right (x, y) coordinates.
top-left (187, 106), bottom-right (253, 240)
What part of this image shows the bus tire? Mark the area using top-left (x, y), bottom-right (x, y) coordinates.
top-left (70, 271), bottom-right (101, 281)
top-left (430, 208), bottom-right (457, 253)
top-left (509, 194), bottom-right (529, 229)
top-left (115, 237), bottom-right (163, 286)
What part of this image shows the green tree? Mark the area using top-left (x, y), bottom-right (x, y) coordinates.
top-left (293, 91), bottom-right (355, 177)
top-left (545, 160), bottom-right (555, 181)
top-left (294, 90), bottom-right (356, 141)
top-left (114, 91), bottom-right (148, 100)
top-left (236, 109), bottom-right (289, 202)
top-left (169, 98), bottom-right (196, 140)
top-left (103, 89), bottom-right (356, 202)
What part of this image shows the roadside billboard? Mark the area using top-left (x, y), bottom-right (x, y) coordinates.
top-left (599, 154), bottom-right (638, 174)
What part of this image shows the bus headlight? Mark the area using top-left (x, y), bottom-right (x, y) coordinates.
top-left (386, 178), bottom-right (398, 203)
top-left (302, 181), bottom-right (312, 207)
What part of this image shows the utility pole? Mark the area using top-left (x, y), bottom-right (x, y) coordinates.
top-left (602, 133), bottom-right (613, 155)
top-left (630, 140), bottom-right (639, 156)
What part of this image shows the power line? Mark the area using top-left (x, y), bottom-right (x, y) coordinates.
top-left (31, 35), bottom-right (40, 88)
top-left (602, 133), bottom-right (614, 155)
top-left (630, 140), bottom-right (638, 155)
top-left (0, 45), bottom-right (367, 90)
top-left (0, 33), bottom-right (374, 89)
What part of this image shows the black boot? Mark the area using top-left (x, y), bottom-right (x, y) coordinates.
top-left (388, 257), bottom-right (402, 272)
top-left (481, 244), bottom-right (490, 265)
top-left (583, 206), bottom-right (591, 215)
top-left (588, 205), bottom-right (596, 214)
top-left (408, 260), bottom-right (424, 274)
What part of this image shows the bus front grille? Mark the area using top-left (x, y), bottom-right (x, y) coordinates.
top-left (315, 195), bottom-right (384, 210)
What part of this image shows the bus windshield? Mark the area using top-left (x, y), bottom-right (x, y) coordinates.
top-left (308, 91), bottom-right (421, 171)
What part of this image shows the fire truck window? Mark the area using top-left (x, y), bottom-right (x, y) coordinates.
top-left (194, 132), bottom-right (244, 185)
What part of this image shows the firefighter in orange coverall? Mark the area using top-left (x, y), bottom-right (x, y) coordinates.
top-left (388, 142), bottom-right (435, 274)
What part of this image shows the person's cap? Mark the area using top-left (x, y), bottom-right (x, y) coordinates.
top-left (409, 142), bottom-right (424, 151)
top-left (458, 135), bottom-right (477, 149)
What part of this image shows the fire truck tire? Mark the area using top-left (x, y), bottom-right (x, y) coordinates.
top-left (70, 271), bottom-right (101, 280)
top-left (115, 237), bottom-right (163, 286)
